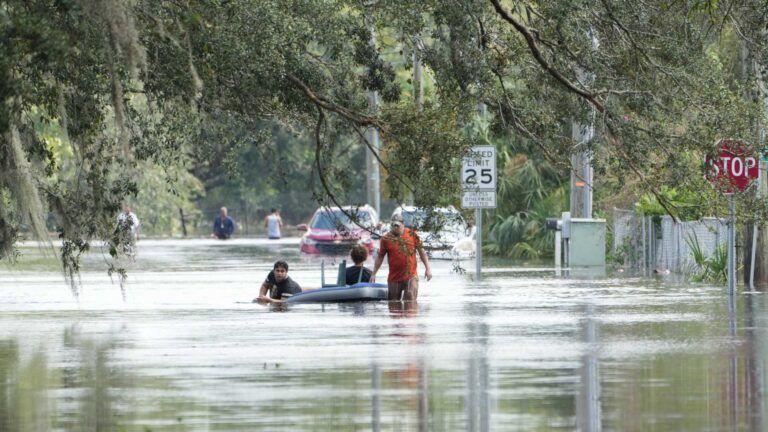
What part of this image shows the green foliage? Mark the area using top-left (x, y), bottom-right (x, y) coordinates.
top-left (133, 162), bottom-right (204, 236)
top-left (192, 118), bottom-right (328, 228)
top-left (477, 118), bottom-right (569, 258)
top-left (635, 186), bottom-right (708, 221)
top-left (685, 234), bottom-right (728, 283)
top-left (2, 0), bottom-right (768, 290)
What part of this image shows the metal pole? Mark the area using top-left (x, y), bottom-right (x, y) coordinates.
top-left (570, 29), bottom-right (597, 220)
top-left (365, 14), bottom-right (381, 214)
top-left (650, 218), bottom-right (656, 270)
top-left (641, 215), bottom-right (646, 276)
top-left (366, 121), bottom-right (381, 213)
top-left (728, 194), bottom-right (736, 296)
top-left (476, 208), bottom-right (482, 280)
top-left (750, 223), bottom-right (758, 291)
top-left (750, 161), bottom-right (762, 290)
top-left (582, 130), bottom-right (594, 219)
top-left (413, 39), bottom-right (424, 113)
top-left (555, 230), bottom-right (562, 276)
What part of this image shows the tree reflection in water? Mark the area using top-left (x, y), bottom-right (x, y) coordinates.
top-left (0, 324), bottom-right (197, 431)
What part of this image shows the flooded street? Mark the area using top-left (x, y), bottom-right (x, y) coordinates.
top-left (0, 238), bottom-right (766, 431)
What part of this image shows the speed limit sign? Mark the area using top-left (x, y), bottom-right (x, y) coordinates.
top-left (461, 146), bottom-right (496, 208)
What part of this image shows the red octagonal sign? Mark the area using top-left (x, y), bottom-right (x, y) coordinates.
top-left (705, 139), bottom-right (758, 193)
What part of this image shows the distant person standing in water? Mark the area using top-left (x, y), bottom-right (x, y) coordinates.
top-left (117, 205), bottom-right (141, 242)
top-left (212, 207), bottom-right (235, 240)
top-left (116, 205), bottom-right (140, 257)
top-left (264, 208), bottom-right (283, 239)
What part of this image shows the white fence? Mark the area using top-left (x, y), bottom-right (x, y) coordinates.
top-left (612, 208), bottom-right (726, 273)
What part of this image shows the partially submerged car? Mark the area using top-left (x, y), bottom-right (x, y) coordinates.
top-left (390, 205), bottom-right (470, 255)
top-left (297, 205), bottom-right (380, 255)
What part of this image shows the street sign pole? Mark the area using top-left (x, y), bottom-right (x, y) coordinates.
top-left (461, 146), bottom-right (496, 281)
top-left (749, 161), bottom-right (764, 291)
top-left (475, 208), bottom-right (482, 280)
top-left (705, 138), bottom-right (758, 295)
top-left (728, 193), bottom-right (736, 296)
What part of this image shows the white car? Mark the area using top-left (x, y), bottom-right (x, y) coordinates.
top-left (390, 205), bottom-right (472, 258)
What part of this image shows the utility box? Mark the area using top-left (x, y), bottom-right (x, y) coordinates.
top-left (568, 218), bottom-right (606, 267)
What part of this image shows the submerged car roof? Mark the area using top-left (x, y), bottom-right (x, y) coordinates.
top-left (393, 205), bottom-right (459, 215)
top-left (317, 205), bottom-right (375, 212)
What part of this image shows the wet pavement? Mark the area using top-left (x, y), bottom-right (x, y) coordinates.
top-left (0, 238), bottom-right (765, 431)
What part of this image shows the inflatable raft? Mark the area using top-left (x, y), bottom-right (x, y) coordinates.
top-left (284, 282), bottom-right (388, 304)
top-left (283, 259), bottom-right (387, 304)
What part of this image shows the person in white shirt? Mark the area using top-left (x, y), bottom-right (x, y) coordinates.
top-left (117, 205), bottom-right (140, 244)
top-left (264, 208), bottom-right (283, 239)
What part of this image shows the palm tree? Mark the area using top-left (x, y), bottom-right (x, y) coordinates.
top-left (468, 121), bottom-right (568, 259)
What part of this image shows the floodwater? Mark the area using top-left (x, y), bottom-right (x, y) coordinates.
top-left (0, 238), bottom-right (765, 431)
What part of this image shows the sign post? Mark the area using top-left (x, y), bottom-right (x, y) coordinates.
top-left (705, 139), bottom-right (758, 295)
top-left (461, 146), bottom-right (497, 280)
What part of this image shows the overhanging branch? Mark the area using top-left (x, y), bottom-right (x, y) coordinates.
top-left (287, 73), bottom-right (384, 129)
top-left (489, 0), bottom-right (605, 113)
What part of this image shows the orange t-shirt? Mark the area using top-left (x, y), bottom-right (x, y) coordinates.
top-left (380, 228), bottom-right (422, 283)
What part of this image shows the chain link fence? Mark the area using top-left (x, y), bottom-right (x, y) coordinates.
top-left (612, 208), bottom-right (726, 274)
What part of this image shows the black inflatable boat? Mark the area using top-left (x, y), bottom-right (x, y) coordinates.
top-left (282, 260), bottom-right (387, 304)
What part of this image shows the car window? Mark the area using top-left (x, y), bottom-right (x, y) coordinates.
top-left (311, 210), bottom-right (373, 229)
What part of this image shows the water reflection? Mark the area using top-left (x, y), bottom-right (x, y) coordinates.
top-left (577, 303), bottom-right (601, 432)
top-left (0, 339), bottom-right (21, 431)
top-left (730, 293), bottom-right (764, 431)
top-left (464, 301), bottom-right (490, 432)
top-left (3, 240), bottom-right (768, 430)
top-left (382, 300), bottom-right (429, 431)
top-left (743, 293), bottom-right (764, 432)
top-left (0, 325), bottom-right (129, 431)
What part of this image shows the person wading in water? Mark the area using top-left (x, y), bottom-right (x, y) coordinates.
top-left (371, 214), bottom-right (432, 301)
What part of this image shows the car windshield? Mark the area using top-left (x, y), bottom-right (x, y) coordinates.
top-left (311, 210), bottom-right (373, 230)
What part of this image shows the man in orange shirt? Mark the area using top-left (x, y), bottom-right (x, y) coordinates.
top-left (371, 214), bottom-right (432, 301)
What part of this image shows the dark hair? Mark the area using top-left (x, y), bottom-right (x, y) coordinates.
top-left (273, 260), bottom-right (289, 271)
top-left (270, 208), bottom-right (278, 213)
top-left (350, 245), bottom-right (368, 264)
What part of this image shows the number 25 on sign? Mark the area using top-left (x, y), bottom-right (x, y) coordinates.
top-left (461, 146), bottom-right (496, 189)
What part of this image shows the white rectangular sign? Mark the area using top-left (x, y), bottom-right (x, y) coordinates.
top-left (461, 190), bottom-right (496, 208)
top-left (461, 146), bottom-right (496, 209)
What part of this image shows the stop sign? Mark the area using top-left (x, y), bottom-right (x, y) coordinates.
top-left (705, 139), bottom-right (758, 193)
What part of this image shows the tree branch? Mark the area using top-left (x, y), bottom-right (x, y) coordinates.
top-left (313, 107), bottom-right (382, 235)
top-left (489, 0), bottom-right (605, 112)
top-left (287, 73), bottom-right (384, 129)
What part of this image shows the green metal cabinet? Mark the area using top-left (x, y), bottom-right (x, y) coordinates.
top-left (568, 218), bottom-right (606, 267)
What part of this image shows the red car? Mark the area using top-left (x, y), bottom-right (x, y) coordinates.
top-left (297, 205), bottom-right (380, 255)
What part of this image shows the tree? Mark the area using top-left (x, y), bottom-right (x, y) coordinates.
top-left (2, 0), bottom-right (766, 290)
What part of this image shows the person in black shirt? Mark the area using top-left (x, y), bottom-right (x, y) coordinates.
top-left (346, 245), bottom-right (372, 285)
top-left (254, 260), bottom-right (302, 303)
